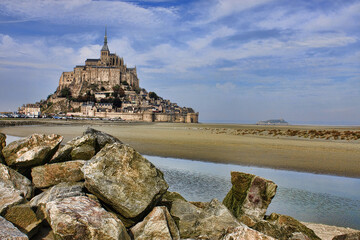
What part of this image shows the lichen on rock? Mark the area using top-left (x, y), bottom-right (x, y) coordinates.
top-left (223, 171), bottom-right (277, 226)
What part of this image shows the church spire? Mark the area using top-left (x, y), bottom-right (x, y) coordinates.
top-left (104, 26), bottom-right (107, 45)
top-left (101, 26), bottom-right (109, 52)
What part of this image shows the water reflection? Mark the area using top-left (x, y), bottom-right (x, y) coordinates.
top-left (146, 155), bottom-right (360, 229)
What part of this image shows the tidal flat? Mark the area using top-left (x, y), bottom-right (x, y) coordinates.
top-left (1, 120), bottom-right (360, 178)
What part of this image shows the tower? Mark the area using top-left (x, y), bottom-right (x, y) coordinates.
top-left (100, 27), bottom-right (110, 65)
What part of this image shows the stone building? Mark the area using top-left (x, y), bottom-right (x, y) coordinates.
top-left (18, 104), bottom-right (41, 117)
top-left (57, 28), bottom-right (139, 98)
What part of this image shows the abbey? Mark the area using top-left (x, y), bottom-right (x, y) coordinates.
top-left (21, 29), bottom-right (198, 123)
top-left (58, 29), bottom-right (139, 97)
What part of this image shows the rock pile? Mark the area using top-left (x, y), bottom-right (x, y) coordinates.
top-left (0, 128), bottom-right (353, 239)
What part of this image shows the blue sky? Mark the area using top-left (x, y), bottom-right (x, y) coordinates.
top-left (0, 0), bottom-right (359, 124)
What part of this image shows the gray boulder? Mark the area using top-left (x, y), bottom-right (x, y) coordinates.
top-left (0, 163), bottom-right (33, 199)
top-left (0, 163), bottom-right (33, 214)
top-left (0, 183), bottom-right (24, 215)
top-left (3, 134), bottom-right (63, 168)
top-left (223, 171), bottom-right (277, 226)
top-left (82, 143), bottom-right (168, 224)
top-left (130, 206), bottom-right (180, 240)
top-left (0, 215), bottom-right (28, 240)
top-left (46, 196), bottom-right (130, 240)
top-left (50, 133), bottom-right (96, 163)
top-left (31, 160), bottom-right (85, 188)
top-left (253, 213), bottom-right (321, 240)
top-left (84, 127), bottom-right (122, 151)
top-left (170, 198), bottom-right (241, 239)
top-left (333, 232), bottom-right (360, 240)
top-left (29, 182), bottom-right (85, 208)
top-left (221, 225), bottom-right (275, 240)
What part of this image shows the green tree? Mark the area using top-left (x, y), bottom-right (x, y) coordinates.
top-left (113, 85), bottom-right (120, 92)
top-left (149, 92), bottom-right (159, 100)
top-left (60, 87), bottom-right (72, 99)
top-left (112, 85), bottom-right (125, 98)
top-left (113, 98), bottom-right (122, 108)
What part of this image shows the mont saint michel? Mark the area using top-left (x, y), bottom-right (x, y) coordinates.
top-left (19, 29), bottom-right (199, 123)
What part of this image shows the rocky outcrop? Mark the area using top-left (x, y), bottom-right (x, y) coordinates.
top-left (3, 134), bottom-right (63, 167)
top-left (0, 163), bottom-right (33, 199)
top-left (221, 225), bottom-right (275, 240)
top-left (46, 196), bottom-right (130, 240)
top-left (223, 171), bottom-right (277, 226)
top-left (0, 133), bottom-right (5, 164)
top-left (0, 216), bottom-right (29, 240)
top-left (0, 184), bottom-right (24, 215)
top-left (130, 206), bottom-right (180, 240)
top-left (50, 134), bottom-right (96, 163)
top-left (31, 160), bottom-right (85, 188)
top-left (29, 182), bottom-right (85, 208)
top-left (0, 163), bottom-right (33, 214)
top-left (253, 213), bottom-right (321, 240)
top-left (170, 198), bottom-right (241, 239)
top-left (84, 127), bottom-right (122, 152)
top-left (332, 232), bottom-right (360, 240)
top-left (4, 204), bottom-right (42, 238)
top-left (82, 143), bottom-right (168, 223)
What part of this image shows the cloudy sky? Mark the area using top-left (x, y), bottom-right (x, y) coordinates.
top-left (0, 0), bottom-right (359, 124)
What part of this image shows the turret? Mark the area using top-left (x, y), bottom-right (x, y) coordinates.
top-left (100, 27), bottom-right (110, 64)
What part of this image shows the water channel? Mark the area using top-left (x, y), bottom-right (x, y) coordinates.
top-left (146, 155), bottom-right (360, 229)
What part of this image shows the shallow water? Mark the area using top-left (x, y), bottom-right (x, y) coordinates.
top-left (146, 155), bottom-right (360, 229)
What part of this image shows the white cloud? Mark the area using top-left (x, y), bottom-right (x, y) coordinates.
top-left (293, 34), bottom-right (357, 48)
top-left (216, 82), bottom-right (236, 92)
top-left (257, 1), bottom-right (360, 33)
top-left (0, 0), bottom-right (177, 28)
top-left (187, 26), bottom-right (236, 50)
top-left (205, 0), bottom-right (274, 23)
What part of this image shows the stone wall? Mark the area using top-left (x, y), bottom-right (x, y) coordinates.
top-left (58, 66), bottom-right (139, 97)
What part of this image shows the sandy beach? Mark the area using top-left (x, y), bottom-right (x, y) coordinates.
top-left (1, 121), bottom-right (359, 178)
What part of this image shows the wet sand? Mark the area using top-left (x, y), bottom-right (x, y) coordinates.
top-left (1, 121), bottom-right (359, 178)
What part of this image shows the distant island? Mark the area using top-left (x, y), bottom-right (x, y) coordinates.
top-left (256, 119), bottom-right (289, 125)
top-left (18, 29), bottom-right (199, 123)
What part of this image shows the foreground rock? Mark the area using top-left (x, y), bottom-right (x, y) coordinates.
top-left (30, 182), bottom-right (85, 208)
top-left (31, 160), bottom-right (85, 188)
top-left (84, 127), bottom-right (122, 151)
top-left (0, 133), bottom-right (5, 164)
top-left (0, 184), bottom-right (24, 215)
top-left (3, 134), bottom-right (63, 167)
top-left (0, 215), bottom-right (29, 240)
top-left (303, 222), bottom-right (360, 240)
top-left (50, 134), bottom-right (96, 163)
top-left (253, 213), bottom-right (321, 240)
top-left (332, 232), bottom-right (360, 240)
top-left (0, 163), bottom-right (33, 214)
top-left (82, 143), bottom-right (168, 223)
top-left (130, 206), bottom-right (180, 240)
top-left (170, 198), bottom-right (241, 239)
top-left (4, 204), bottom-right (42, 238)
top-left (223, 171), bottom-right (277, 226)
top-left (46, 196), bottom-right (130, 240)
top-left (221, 225), bottom-right (275, 240)
top-left (0, 163), bottom-right (33, 199)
